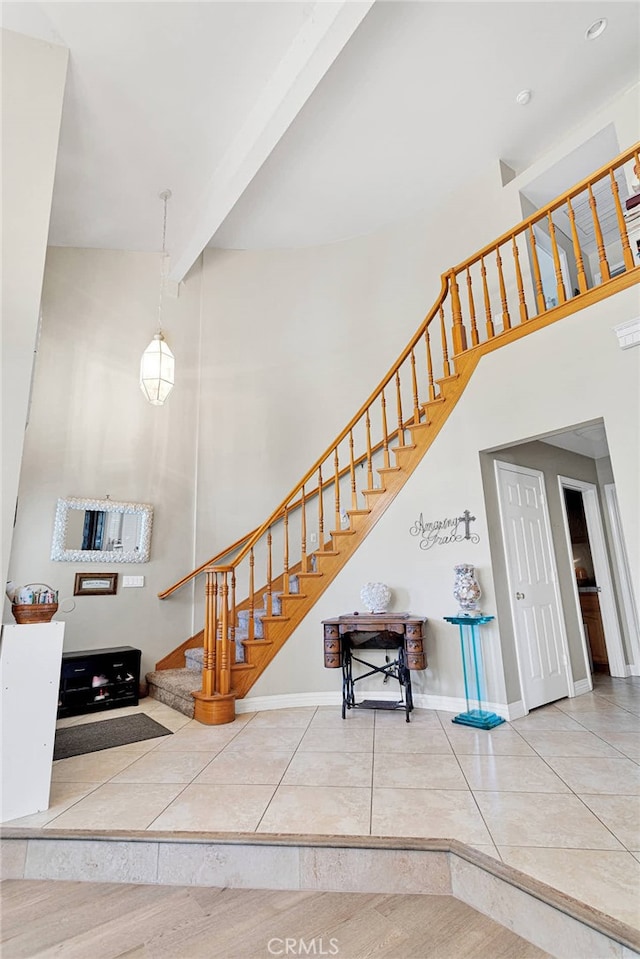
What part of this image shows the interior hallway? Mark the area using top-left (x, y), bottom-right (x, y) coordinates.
top-left (5, 675), bottom-right (639, 932)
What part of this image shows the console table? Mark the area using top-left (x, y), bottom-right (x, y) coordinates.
top-left (322, 614), bottom-right (427, 722)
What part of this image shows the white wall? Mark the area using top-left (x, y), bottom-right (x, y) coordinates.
top-left (247, 286), bottom-right (640, 709)
top-left (1, 29), bottom-right (68, 593)
top-left (195, 158), bottom-right (521, 567)
top-left (6, 249), bottom-right (202, 677)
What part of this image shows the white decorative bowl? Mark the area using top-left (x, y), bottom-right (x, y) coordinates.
top-left (360, 582), bottom-right (392, 613)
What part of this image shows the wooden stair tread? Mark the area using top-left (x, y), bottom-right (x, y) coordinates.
top-left (347, 508), bottom-right (371, 516)
top-left (393, 443), bottom-right (417, 453)
top-left (377, 465), bottom-right (402, 474)
top-left (330, 528), bottom-right (356, 537)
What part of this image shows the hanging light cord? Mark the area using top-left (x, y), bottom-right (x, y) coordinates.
top-left (157, 189), bottom-right (171, 336)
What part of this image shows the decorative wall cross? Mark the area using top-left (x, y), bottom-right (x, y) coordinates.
top-left (460, 509), bottom-right (476, 540)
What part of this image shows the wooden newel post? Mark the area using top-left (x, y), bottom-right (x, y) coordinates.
top-left (449, 271), bottom-right (468, 355)
top-left (201, 569), bottom-right (217, 697)
top-left (193, 564), bottom-right (236, 725)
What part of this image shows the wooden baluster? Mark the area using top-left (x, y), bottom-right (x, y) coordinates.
top-left (528, 225), bottom-right (546, 314)
top-left (282, 507), bottom-right (289, 596)
top-left (349, 431), bottom-right (358, 509)
top-left (248, 549), bottom-right (255, 640)
top-left (425, 327), bottom-right (436, 401)
top-left (512, 235), bottom-right (529, 323)
top-left (588, 183), bottom-right (610, 282)
top-left (496, 245), bottom-right (511, 329)
top-left (566, 196), bottom-right (588, 293)
top-left (365, 408), bottom-right (374, 490)
top-left (449, 270), bottom-right (467, 354)
top-left (395, 370), bottom-right (405, 444)
top-left (218, 570), bottom-right (230, 696)
top-left (214, 576), bottom-right (222, 695)
top-left (380, 390), bottom-right (390, 467)
top-left (300, 485), bottom-right (308, 572)
top-left (202, 570), bottom-right (217, 696)
top-left (318, 467), bottom-right (325, 548)
top-left (439, 306), bottom-right (451, 377)
top-left (610, 168), bottom-right (634, 271)
top-left (265, 529), bottom-right (273, 617)
top-left (230, 568), bottom-right (236, 658)
top-left (466, 268), bottom-right (479, 346)
top-left (547, 212), bottom-right (567, 304)
top-left (410, 350), bottom-right (420, 423)
top-left (480, 257), bottom-right (495, 338)
top-left (334, 447), bottom-right (341, 529)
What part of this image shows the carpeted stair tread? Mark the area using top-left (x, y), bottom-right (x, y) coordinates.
top-left (146, 667), bottom-right (201, 718)
top-left (146, 667), bottom-right (202, 694)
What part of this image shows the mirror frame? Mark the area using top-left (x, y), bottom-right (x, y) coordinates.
top-left (51, 497), bottom-right (153, 563)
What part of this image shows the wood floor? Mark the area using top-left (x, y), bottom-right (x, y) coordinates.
top-left (1, 879), bottom-right (551, 959)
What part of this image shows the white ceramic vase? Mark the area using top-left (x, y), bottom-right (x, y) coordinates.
top-left (453, 563), bottom-right (481, 616)
top-left (360, 582), bottom-right (392, 613)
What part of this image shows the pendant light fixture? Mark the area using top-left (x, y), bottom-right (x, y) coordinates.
top-left (140, 189), bottom-right (175, 406)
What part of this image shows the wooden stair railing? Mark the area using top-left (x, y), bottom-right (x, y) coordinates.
top-left (157, 145), bottom-right (640, 725)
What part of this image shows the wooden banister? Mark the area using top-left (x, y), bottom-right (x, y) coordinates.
top-left (451, 143), bottom-right (640, 276)
top-left (158, 144), bottom-right (639, 723)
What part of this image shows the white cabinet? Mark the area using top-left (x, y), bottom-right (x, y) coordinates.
top-left (0, 622), bottom-right (64, 822)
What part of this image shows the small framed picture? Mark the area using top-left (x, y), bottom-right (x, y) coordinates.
top-left (74, 572), bottom-right (118, 596)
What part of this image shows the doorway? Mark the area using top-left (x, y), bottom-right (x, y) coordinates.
top-left (562, 487), bottom-right (608, 672)
top-left (559, 477), bottom-right (627, 678)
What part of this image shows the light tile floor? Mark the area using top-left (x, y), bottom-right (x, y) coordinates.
top-left (7, 674), bottom-right (640, 929)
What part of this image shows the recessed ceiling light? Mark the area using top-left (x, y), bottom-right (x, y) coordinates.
top-left (516, 90), bottom-right (532, 106)
top-left (585, 18), bottom-right (607, 40)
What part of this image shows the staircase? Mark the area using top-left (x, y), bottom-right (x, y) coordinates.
top-left (148, 144), bottom-right (640, 723)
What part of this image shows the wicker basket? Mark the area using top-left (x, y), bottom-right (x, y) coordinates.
top-left (11, 602), bottom-right (58, 624)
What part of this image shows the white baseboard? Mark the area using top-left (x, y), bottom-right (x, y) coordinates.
top-left (573, 677), bottom-right (593, 696)
top-left (238, 689), bottom-right (521, 720)
top-left (236, 691), bottom-right (342, 713)
top-left (628, 664), bottom-right (640, 677)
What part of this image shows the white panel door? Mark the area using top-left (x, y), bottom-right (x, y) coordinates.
top-left (496, 462), bottom-right (570, 710)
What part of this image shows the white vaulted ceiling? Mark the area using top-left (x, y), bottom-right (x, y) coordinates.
top-left (2, 1), bottom-right (639, 281)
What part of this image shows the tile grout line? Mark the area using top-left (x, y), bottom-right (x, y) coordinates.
top-left (252, 706), bottom-right (319, 833)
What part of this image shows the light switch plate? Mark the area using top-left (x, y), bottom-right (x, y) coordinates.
top-left (122, 575), bottom-right (145, 588)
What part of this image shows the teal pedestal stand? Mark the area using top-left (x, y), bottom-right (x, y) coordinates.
top-left (444, 615), bottom-right (505, 729)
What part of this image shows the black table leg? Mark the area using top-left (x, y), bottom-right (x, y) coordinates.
top-left (341, 648), bottom-right (354, 719)
top-left (398, 646), bottom-right (413, 722)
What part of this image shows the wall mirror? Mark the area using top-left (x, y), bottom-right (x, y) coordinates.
top-left (51, 497), bottom-right (153, 563)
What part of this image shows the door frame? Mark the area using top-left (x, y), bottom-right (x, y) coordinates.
top-left (558, 476), bottom-right (627, 678)
top-left (604, 483), bottom-right (640, 674)
top-left (495, 460), bottom-right (574, 713)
